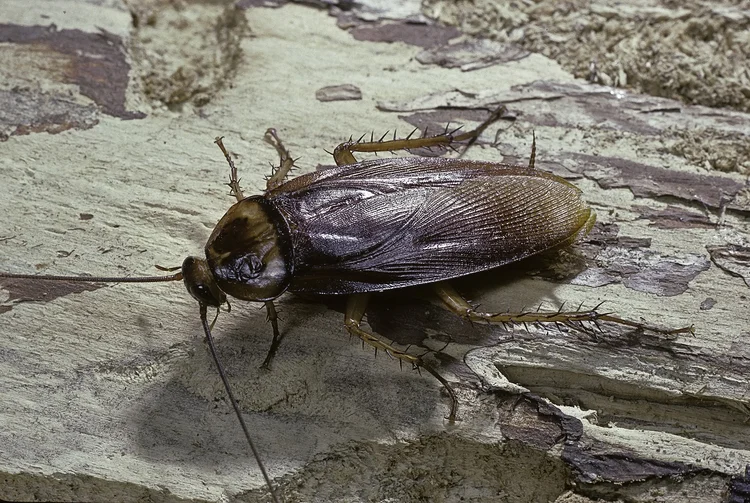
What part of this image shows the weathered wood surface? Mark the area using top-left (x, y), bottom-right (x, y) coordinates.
top-left (1, 1), bottom-right (749, 502)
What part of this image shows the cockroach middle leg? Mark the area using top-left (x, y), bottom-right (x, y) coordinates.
top-left (344, 294), bottom-right (459, 421)
top-left (433, 282), bottom-right (694, 336)
top-left (332, 106), bottom-right (509, 166)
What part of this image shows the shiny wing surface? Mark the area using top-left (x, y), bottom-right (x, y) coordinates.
top-left (270, 157), bottom-right (594, 294)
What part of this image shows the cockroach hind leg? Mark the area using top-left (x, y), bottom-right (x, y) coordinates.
top-left (433, 282), bottom-right (692, 336)
top-left (264, 128), bottom-right (295, 191)
top-left (344, 293), bottom-right (459, 421)
top-left (330, 105), bottom-right (508, 167)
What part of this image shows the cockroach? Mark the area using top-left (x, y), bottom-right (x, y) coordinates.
top-left (0, 106), bottom-right (691, 502)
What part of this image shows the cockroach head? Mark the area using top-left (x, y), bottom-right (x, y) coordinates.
top-left (181, 256), bottom-right (227, 307)
top-left (203, 196), bottom-right (293, 302)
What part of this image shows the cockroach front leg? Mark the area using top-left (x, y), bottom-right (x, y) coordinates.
top-left (332, 106), bottom-right (508, 166)
top-left (345, 294), bottom-right (459, 420)
top-left (213, 137), bottom-right (289, 368)
top-left (215, 129), bottom-right (296, 198)
top-left (214, 137), bottom-right (245, 202)
top-left (264, 128), bottom-right (295, 191)
top-left (434, 282), bottom-right (693, 335)
top-left (261, 300), bottom-right (283, 369)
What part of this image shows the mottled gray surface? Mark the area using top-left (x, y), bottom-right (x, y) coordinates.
top-left (1, 1), bottom-right (749, 502)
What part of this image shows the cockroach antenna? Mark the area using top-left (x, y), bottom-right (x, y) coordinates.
top-left (198, 304), bottom-right (281, 503)
top-left (0, 271), bottom-right (183, 283)
top-left (0, 269), bottom-right (282, 503)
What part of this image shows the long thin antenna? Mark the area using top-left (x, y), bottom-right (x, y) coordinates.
top-left (2, 270), bottom-right (281, 499)
top-left (199, 305), bottom-right (281, 503)
top-left (0, 272), bottom-right (183, 282)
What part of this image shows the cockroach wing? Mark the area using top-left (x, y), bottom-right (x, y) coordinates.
top-left (268, 157), bottom-right (595, 294)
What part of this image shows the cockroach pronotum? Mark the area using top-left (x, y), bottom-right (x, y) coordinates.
top-left (0, 106), bottom-right (691, 502)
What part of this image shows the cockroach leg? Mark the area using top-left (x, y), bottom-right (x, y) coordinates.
top-left (433, 282), bottom-right (694, 336)
top-left (213, 134), bottom-right (291, 367)
top-left (261, 300), bottom-right (284, 369)
top-left (331, 105), bottom-right (509, 166)
top-left (214, 136), bottom-right (244, 202)
top-left (419, 362), bottom-right (459, 422)
top-left (264, 128), bottom-right (295, 191)
top-left (344, 294), bottom-right (459, 421)
top-left (344, 294), bottom-right (419, 364)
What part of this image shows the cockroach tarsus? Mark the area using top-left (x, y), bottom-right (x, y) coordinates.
top-left (0, 106), bottom-right (692, 502)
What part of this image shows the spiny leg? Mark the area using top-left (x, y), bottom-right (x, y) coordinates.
top-left (214, 137), bottom-right (244, 203)
top-left (264, 128), bottom-right (296, 191)
top-left (434, 282), bottom-right (694, 335)
top-left (332, 105), bottom-right (509, 166)
top-left (344, 294), bottom-right (459, 421)
top-left (214, 136), bottom-right (291, 367)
